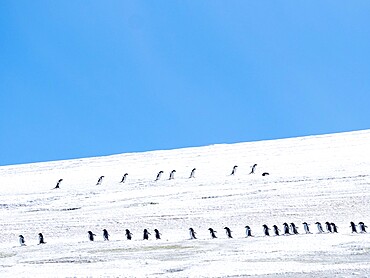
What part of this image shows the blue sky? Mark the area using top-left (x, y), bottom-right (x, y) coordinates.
top-left (1, 1), bottom-right (369, 166)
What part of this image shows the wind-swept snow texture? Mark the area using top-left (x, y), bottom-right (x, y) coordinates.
top-left (1, 130), bottom-right (370, 277)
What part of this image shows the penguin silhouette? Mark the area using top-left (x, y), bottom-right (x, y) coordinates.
top-left (230, 165), bottom-right (238, 176)
top-left (54, 179), bottom-right (63, 189)
top-left (143, 229), bottom-right (150, 240)
top-left (272, 225), bottom-right (280, 236)
top-left (169, 170), bottom-right (176, 180)
top-left (120, 173), bottom-right (128, 183)
top-left (249, 164), bottom-right (257, 174)
top-left (103, 229), bottom-right (109, 241)
top-left (302, 222), bottom-right (311, 234)
top-left (88, 231), bottom-right (96, 241)
top-left (283, 223), bottom-right (290, 235)
top-left (358, 222), bottom-right (367, 233)
top-left (154, 229), bottom-right (161, 240)
top-left (315, 222), bottom-right (325, 233)
top-left (331, 223), bottom-right (338, 233)
top-left (155, 171), bottom-right (164, 181)
top-left (325, 222), bottom-right (332, 233)
top-left (208, 228), bottom-right (217, 239)
top-left (125, 229), bottom-right (133, 240)
top-left (262, 224), bottom-right (270, 236)
top-left (189, 168), bottom-right (196, 178)
top-left (96, 176), bottom-right (104, 185)
top-left (38, 233), bottom-right (46, 244)
top-left (290, 223), bottom-right (299, 235)
top-left (350, 222), bottom-right (357, 233)
top-left (19, 235), bottom-right (26, 246)
top-left (262, 172), bottom-right (270, 176)
top-left (224, 227), bottom-right (233, 238)
top-left (245, 226), bottom-right (252, 237)
top-left (189, 228), bottom-right (197, 239)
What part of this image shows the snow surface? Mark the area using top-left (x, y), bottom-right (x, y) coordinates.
top-left (1, 130), bottom-right (370, 277)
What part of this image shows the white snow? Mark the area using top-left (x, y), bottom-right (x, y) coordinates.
top-left (0, 130), bottom-right (370, 277)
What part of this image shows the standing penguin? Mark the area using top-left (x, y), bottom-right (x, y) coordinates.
top-left (262, 224), bottom-right (270, 236)
top-left (290, 223), bottom-right (299, 235)
top-left (103, 229), bottom-right (109, 241)
top-left (88, 231), bottom-right (96, 241)
top-left (272, 225), bottom-right (280, 236)
top-left (208, 228), bottom-right (217, 239)
top-left (331, 223), bottom-right (338, 233)
top-left (54, 179), bottom-right (63, 189)
top-left (154, 229), bottom-right (161, 240)
top-left (224, 227), bottom-right (233, 238)
top-left (189, 228), bottom-right (197, 239)
top-left (155, 171), bottom-right (163, 181)
top-left (350, 222), bottom-right (358, 233)
top-left (169, 170), bottom-right (176, 180)
top-left (19, 235), bottom-right (26, 246)
top-left (358, 222), bottom-right (368, 233)
top-left (125, 229), bottom-right (133, 240)
top-left (189, 168), bottom-right (196, 178)
top-left (245, 226), bottom-right (252, 237)
top-left (283, 223), bottom-right (291, 235)
top-left (143, 229), bottom-right (151, 240)
top-left (249, 164), bottom-right (257, 174)
top-left (38, 233), bottom-right (46, 244)
top-left (96, 176), bottom-right (104, 185)
top-left (120, 173), bottom-right (128, 183)
top-left (315, 222), bottom-right (325, 233)
top-left (230, 165), bottom-right (238, 176)
top-left (302, 222), bottom-right (311, 234)
top-left (325, 222), bottom-right (333, 233)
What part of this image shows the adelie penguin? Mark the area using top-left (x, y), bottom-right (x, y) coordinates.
top-left (19, 235), bottom-right (26, 246)
top-left (302, 222), bottom-right (311, 234)
top-left (189, 228), bottom-right (197, 239)
top-left (169, 170), bottom-right (176, 180)
top-left (262, 224), bottom-right (270, 236)
top-left (283, 223), bottom-right (290, 235)
top-left (262, 172), bottom-right (270, 176)
top-left (103, 229), bottom-right (110, 241)
top-left (331, 223), bottom-right (338, 233)
top-left (88, 231), bottom-right (96, 241)
top-left (249, 164), bottom-right (257, 174)
top-left (325, 222), bottom-right (332, 233)
top-left (154, 229), bottom-right (161, 240)
top-left (96, 176), bottom-right (104, 185)
top-left (143, 229), bottom-right (151, 240)
top-left (120, 173), bottom-right (128, 183)
top-left (350, 222), bottom-right (357, 233)
top-left (155, 171), bottom-right (164, 181)
top-left (38, 233), bottom-right (46, 244)
top-left (230, 165), bottom-right (238, 176)
top-left (54, 179), bottom-right (63, 189)
top-left (290, 223), bottom-right (299, 235)
top-left (272, 225), bottom-right (280, 236)
top-left (208, 228), bottom-right (217, 239)
top-left (189, 168), bottom-right (196, 179)
top-left (224, 227), bottom-right (233, 238)
top-left (125, 229), bottom-right (133, 240)
top-left (358, 222), bottom-right (367, 233)
top-left (245, 226), bottom-right (252, 237)
top-left (315, 222), bottom-right (325, 233)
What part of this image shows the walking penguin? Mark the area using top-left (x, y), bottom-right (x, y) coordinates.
top-left (103, 229), bottom-right (109, 241)
top-left (331, 223), bottom-right (338, 233)
top-left (315, 222), bottom-right (325, 233)
top-left (189, 168), bottom-right (196, 178)
top-left (350, 222), bottom-right (357, 233)
top-left (290, 223), bottom-right (299, 235)
top-left (125, 229), bottom-right (133, 240)
top-left (262, 224), bottom-right (270, 236)
top-left (302, 222), bottom-right (311, 234)
top-left (272, 225), bottom-right (280, 236)
top-left (325, 222), bottom-right (332, 233)
top-left (283, 223), bottom-right (291, 235)
top-left (358, 222), bottom-right (367, 233)
top-left (54, 179), bottom-right (63, 189)
top-left (96, 176), bottom-right (104, 185)
top-left (88, 231), bottom-right (96, 241)
top-left (249, 164), bottom-right (257, 174)
top-left (245, 226), bottom-right (252, 237)
top-left (154, 229), bottom-right (161, 240)
top-left (230, 165), bottom-right (238, 176)
top-left (120, 173), bottom-right (128, 183)
top-left (224, 227), bottom-right (233, 238)
top-left (208, 228), bottom-right (217, 239)
top-left (38, 233), bottom-right (46, 244)
top-left (169, 170), bottom-right (176, 180)
top-left (143, 229), bottom-right (151, 240)
top-left (189, 228), bottom-right (197, 239)
top-left (155, 171), bottom-right (164, 181)
top-left (19, 235), bottom-right (26, 246)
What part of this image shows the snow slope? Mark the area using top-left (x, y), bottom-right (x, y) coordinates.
top-left (0, 130), bottom-right (370, 277)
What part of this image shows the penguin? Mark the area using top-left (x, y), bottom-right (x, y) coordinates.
top-left (88, 231), bottom-right (96, 241)
top-left (169, 170), bottom-right (176, 180)
top-left (96, 176), bottom-right (104, 185)
top-left (230, 165), bottom-right (238, 176)
top-left (350, 222), bottom-right (357, 233)
top-left (331, 223), bottom-right (338, 233)
top-left (358, 222), bottom-right (367, 233)
top-left (120, 173), bottom-right (128, 183)
top-left (155, 171), bottom-right (164, 181)
top-left (189, 168), bottom-right (196, 179)
top-left (224, 227), bottom-right (233, 238)
top-left (143, 229), bottom-right (150, 240)
top-left (302, 222), bottom-right (311, 234)
top-left (262, 224), bottom-right (270, 236)
top-left (208, 228), bottom-right (217, 239)
top-left (189, 228), bottom-right (197, 239)
top-left (249, 164), bottom-right (257, 174)
top-left (290, 223), bottom-right (299, 235)
top-left (324, 222), bottom-right (332, 233)
top-left (103, 229), bottom-right (109, 241)
top-left (125, 229), bottom-right (133, 240)
top-left (38, 233), bottom-right (46, 244)
top-left (54, 179), bottom-right (63, 189)
top-left (315, 222), bottom-right (325, 233)
top-left (262, 172), bottom-right (270, 176)
top-left (283, 223), bottom-right (291, 235)
top-left (19, 235), bottom-right (26, 246)
top-left (245, 225), bottom-right (252, 237)
top-left (272, 225), bottom-right (280, 236)
top-left (154, 229), bottom-right (161, 240)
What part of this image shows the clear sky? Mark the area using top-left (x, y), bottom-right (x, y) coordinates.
top-left (1, 1), bottom-right (369, 166)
